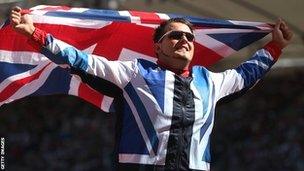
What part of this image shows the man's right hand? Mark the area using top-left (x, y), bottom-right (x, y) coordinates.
top-left (10, 6), bottom-right (35, 37)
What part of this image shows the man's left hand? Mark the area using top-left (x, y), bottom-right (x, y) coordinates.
top-left (272, 18), bottom-right (293, 49)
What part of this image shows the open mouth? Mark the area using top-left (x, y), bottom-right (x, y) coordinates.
top-left (176, 46), bottom-right (189, 51)
top-left (174, 43), bottom-right (189, 50)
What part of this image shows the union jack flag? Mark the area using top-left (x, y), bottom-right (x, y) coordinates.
top-left (0, 5), bottom-right (272, 111)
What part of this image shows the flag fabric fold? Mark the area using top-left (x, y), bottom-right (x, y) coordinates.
top-left (0, 5), bottom-right (273, 111)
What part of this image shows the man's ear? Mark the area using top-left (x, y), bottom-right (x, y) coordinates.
top-left (154, 43), bottom-right (161, 55)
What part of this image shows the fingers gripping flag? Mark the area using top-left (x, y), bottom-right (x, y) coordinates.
top-left (0, 5), bottom-right (272, 112)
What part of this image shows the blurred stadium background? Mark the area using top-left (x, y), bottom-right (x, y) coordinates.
top-left (0, 0), bottom-right (303, 170)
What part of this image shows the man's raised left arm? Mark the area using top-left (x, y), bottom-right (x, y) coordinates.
top-left (210, 18), bottom-right (293, 101)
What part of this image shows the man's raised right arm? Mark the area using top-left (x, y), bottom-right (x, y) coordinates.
top-left (10, 6), bottom-right (137, 88)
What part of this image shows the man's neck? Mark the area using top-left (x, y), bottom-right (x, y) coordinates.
top-left (156, 60), bottom-right (190, 77)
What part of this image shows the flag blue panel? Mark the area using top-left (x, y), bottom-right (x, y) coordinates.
top-left (0, 62), bottom-right (36, 82)
top-left (30, 67), bottom-right (71, 96)
top-left (208, 32), bottom-right (268, 51)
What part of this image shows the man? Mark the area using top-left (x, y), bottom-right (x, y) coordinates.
top-left (11, 6), bottom-right (292, 171)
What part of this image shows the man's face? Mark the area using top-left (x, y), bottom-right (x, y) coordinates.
top-left (155, 22), bottom-right (195, 69)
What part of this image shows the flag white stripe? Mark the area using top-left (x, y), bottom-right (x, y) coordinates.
top-left (31, 14), bottom-right (112, 29)
top-left (68, 75), bottom-right (81, 96)
top-left (194, 32), bottom-right (236, 58)
top-left (0, 50), bottom-right (49, 65)
top-left (100, 95), bottom-right (114, 112)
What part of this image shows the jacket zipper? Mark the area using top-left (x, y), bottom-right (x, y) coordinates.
top-left (176, 96), bottom-right (187, 170)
